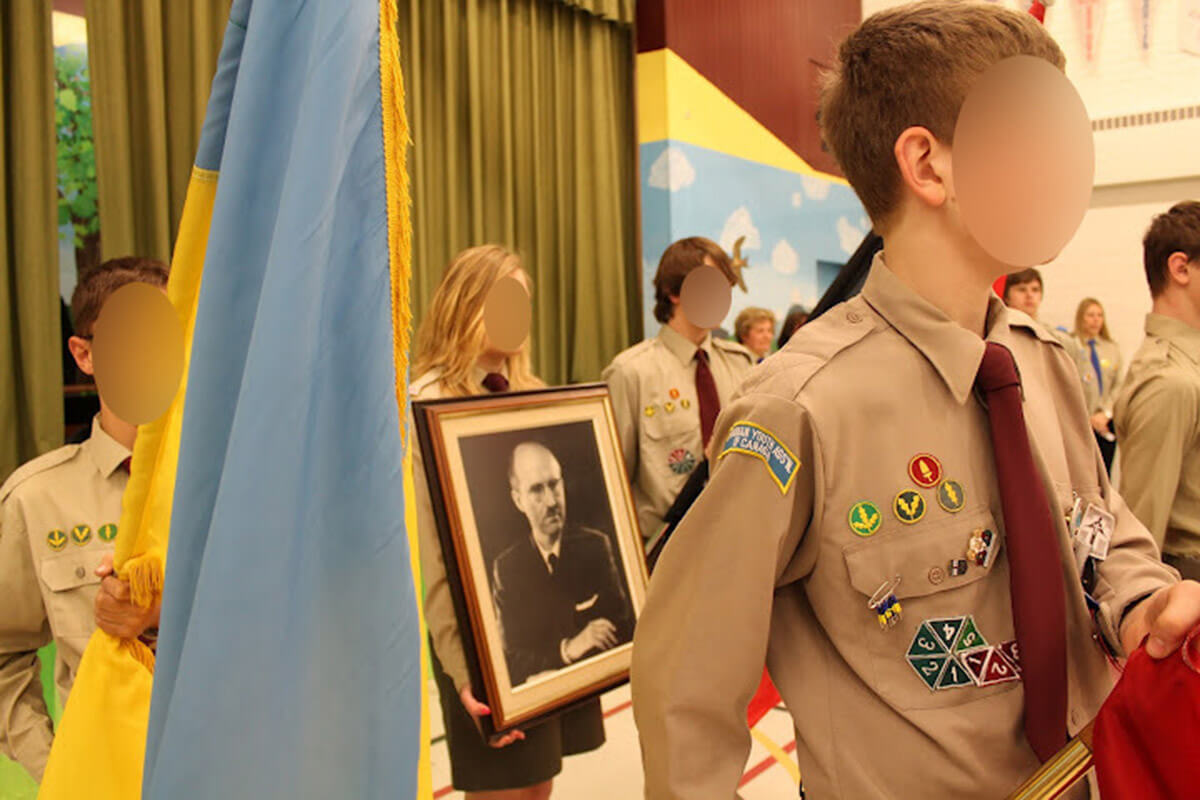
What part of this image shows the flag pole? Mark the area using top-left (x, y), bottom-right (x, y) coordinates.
top-left (1006, 720), bottom-right (1095, 799)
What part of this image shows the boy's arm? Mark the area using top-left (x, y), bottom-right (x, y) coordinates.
top-left (0, 503), bottom-right (54, 781)
top-left (632, 393), bottom-right (815, 799)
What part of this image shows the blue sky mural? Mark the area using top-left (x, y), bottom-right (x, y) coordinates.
top-left (640, 140), bottom-right (867, 338)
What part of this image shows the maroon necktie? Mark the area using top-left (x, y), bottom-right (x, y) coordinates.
top-left (694, 349), bottom-right (720, 449)
top-left (119, 457), bottom-right (132, 474)
top-left (975, 342), bottom-right (1067, 762)
top-left (482, 372), bottom-right (509, 393)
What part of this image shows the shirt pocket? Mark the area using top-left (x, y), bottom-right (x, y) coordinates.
top-left (39, 550), bottom-right (103, 638)
top-left (642, 408), bottom-right (702, 473)
top-left (842, 507), bottom-right (1021, 711)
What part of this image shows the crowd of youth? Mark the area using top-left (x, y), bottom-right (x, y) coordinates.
top-left (3, 2), bottom-right (1200, 799)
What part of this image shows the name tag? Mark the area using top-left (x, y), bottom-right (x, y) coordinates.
top-left (719, 421), bottom-right (800, 494)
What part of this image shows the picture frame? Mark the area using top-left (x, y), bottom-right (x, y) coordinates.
top-left (412, 383), bottom-right (649, 737)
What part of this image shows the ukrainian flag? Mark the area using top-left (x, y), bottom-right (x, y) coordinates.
top-left (38, 1), bottom-right (431, 797)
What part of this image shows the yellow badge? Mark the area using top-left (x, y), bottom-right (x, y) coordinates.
top-left (848, 501), bottom-right (882, 537)
top-left (46, 529), bottom-right (67, 552)
top-left (98, 523), bottom-right (118, 542)
top-left (681, 398), bottom-right (692, 409)
top-left (71, 524), bottom-right (92, 546)
top-left (644, 405), bottom-right (656, 417)
top-left (937, 479), bottom-right (965, 513)
top-left (893, 490), bottom-right (927, 524)
top-left (664, 401), bottom-right (675, 413)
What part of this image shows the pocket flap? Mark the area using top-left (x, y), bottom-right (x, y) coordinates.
top-left (643, 409), bottom-right (694, 441)
top-left (40, 551), bottom-right (102, 593)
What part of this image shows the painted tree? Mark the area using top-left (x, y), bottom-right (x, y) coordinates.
top-left (55, 45), bottom-right (100, 276)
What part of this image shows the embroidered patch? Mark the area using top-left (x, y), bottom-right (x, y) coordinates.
top-left (848, 501), bottom-right (882, 537)
top-left (979, 648), bottom-right (1020, 686)
top-left (664, 401), bottom-right (676, 413)
top-left (644, 405), bottom-right (656, 417)
top-left (893, 490), bottom-right (927, 524)
top-left (960, 648), bottom-right (991, 685)
top-left (908, 453), bottom-right (943, 488)
top-left (997, 640), bottom-right (1022, 675)
top-left (681, 398), bottom-right (692, 409)
top-left (910, 617), bottom-right (1011, 690)
top-left (719, 422), bottom-right (800, 494)
top-left (46, 529), bottom-right (67, 552)
top-left (71, 524), bottom-right (92, 546)
top-left (910, 655), bottom-right (950, 691)
top-left (98, 523), bottom-right (118, 543)
top-left (668, 448), bottom-right (696, 475)
top-left (927, 617), bottom-right (966, 651)
top-left (937, 479), bottom-right (965, 513)
top-left (936, 657), bottom-right (975, 690)
top-left (908, 623), bottom-right (949, 657)
top-left (669, 387), bottom-right (680, 399)
top-left (954, 617), bottom-right (988, 653)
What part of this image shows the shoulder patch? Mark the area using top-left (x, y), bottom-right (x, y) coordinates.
top-left (719, 421), bottom-right (800, 493)
top-left (0, 445), bottom-right (82, 504)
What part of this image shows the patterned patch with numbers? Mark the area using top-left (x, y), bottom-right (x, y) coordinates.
top-left (907, 616), bottom-right (1015, 692)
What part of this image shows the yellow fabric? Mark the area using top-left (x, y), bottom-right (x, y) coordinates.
top-left (37, 168), bottom-right (216, 800)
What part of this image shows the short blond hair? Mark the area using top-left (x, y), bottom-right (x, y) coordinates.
top-left (1073, 297), bottom-right (1112, 341)
top-left (733, 307), bottom-right (775, 344)
top-left (819, 0), bottom-right (1065, 230)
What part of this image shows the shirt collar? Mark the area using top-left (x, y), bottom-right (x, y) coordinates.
top-left (658, 323), bottom-right (713, 367)
top-left (860, 254), bottom-right (1011, 405)
top-left (532, 533), bottom-right (562, 573)
top-left (1146, 313), bottom-right (1200, 364)
top-left (82, 415), bottom-right (132, 479)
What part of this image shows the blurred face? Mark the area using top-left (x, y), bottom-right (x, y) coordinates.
top-left (744, 320), bottom-right (774, 358)
top-left (482, 269), bottom-right (531, 357)
top-left (510, 444), bottom-right (566, 539)
top-left (1081, 303), bottom-right (1104, 338)
top-left (1005, 280), bottom-right (1043, 317)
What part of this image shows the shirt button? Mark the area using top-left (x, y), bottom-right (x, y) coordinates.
top-left (75, 566), bottom-right (86, 579)
top-left (928, 566), bottom-right (946, 585)
top-left (846, 310), bottom-right (864, 324)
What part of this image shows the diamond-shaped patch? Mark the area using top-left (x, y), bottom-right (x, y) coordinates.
top-left (909, 655), bottom-right (949, 690)
top-left (908, 623), bottom-right (950, 658)
top-left (927, 617), bottom-right (966, 651)
top-left (953, 616), bottom-right (988, 653)
top-left (936, 657), bottom-right (975, 690)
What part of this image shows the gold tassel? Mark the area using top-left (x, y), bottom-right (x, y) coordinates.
top-left (120, 552), bottom-right (164, 611)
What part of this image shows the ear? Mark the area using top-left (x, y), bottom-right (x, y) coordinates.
top-left (510, 487), bottom-right (525, 514)
top-left (1167, 251), bottom-right (1195, 287)
top-left (67, 336), bottom-right (94, 377)
top-left (894, 126), bottom-right (950, 211)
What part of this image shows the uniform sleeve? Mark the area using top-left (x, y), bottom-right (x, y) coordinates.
top-left (1115, 374), bottom-right (1200, 549)
top-left (1103, 343), bottom-right (1124, 417)
top-left (632, 393), bottom-right (815, 799)
top-left (602, 360), bottom-right (639, 486)
top-left (0, 497), bottom-right (54, 781)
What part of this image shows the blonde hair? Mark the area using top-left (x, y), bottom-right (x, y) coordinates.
top-left (819, 0), bottom-right (1065, 231)
top-left (733, 307), bottom-right (776, 344)
top-left (1072, 297), bottom-right (1112, 341)
top-left (414, 245), bottom-right (544, 397)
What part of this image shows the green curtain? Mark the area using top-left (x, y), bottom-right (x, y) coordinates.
top-left (0, 0), bottom-right (61, 483)
top-left (85, 0), bottom-right (229, 263)
top-left (398, 0), bottom-right (641, 386)
top-left (556, 0), bottom-right (635, 25)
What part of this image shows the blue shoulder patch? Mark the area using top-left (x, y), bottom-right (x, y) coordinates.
top-left (719, 421), bottom-right (800, 494)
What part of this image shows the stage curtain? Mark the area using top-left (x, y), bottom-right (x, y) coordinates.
top-left (556, 0), bottom-right (635, 25)
top-left (84, 0), bottom-right (228, 262)
top-left (0, 0), bottom-right (61, 483)
top-left (398, 0), bottom-right (640, 385)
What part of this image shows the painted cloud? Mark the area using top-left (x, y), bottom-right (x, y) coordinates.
top-left (836, 216), bottom-right (866, 255)
top-left (719, 207), bottom-right (761, 254)
top-left (771, 239), bottom-right (799, 275)
top-left (647, 146), bottom-right (696, 192)
top-left (800, 174), bottom-right (832, 201)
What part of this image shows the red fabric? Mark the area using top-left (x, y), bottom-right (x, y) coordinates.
top-left (694, 349), bottom-right (720, 449)
top-left (1093, 637), bottom-right (1200, 800)
top-left (746, 669), bottom-right (780, 728)
top-left (975, 343), bottom-right (1068, 761)
top-left (993, 275), bottom-right (1008, 298)
top-left (1028, 1), bottom-right (1047, 23)
top-left (482, 372), bottom-right (510, 393)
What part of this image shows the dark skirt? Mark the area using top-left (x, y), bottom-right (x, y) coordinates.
top-left (431, 645), bottom-right (606, 792)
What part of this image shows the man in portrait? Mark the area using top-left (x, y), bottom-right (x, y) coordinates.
top-left (492, 441), bottom-right (634, 686)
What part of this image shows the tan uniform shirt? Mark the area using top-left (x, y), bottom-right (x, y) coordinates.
top-left (1114, 313), bottom-right (1200, 558)
top-left (1075, 335), bottom-right (1123, 416)
top-left (602, 325), bottom-right (754, 541)
top-left (632, 259), bottom-right (1175, 800)
top-left (0, 417), bottom-right (127, 780)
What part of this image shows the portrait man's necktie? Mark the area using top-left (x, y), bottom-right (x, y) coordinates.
top-left (694, 349), bottom-right (720, 449)
top-left (975, 342), bottom-right (1068, 762)
top-left (547, 553), bottom-right (558, 575)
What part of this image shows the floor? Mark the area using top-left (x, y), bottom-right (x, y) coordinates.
top-left (428, 681), bottom-right (802, 799)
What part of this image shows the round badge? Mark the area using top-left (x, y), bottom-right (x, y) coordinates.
top-left (644, 405), bottom-right (656, 417)
top-left (681, 398), bottom-right (692, 409)
top-left (664, 401), bottom-right (676, 413)
top-left (71, 524), bottom-right (92, 546)
top-left (668, 448), bottom-right (697, 475)
top-left (98, 523), bottom-right (118, 542)
top-left (46, 529), bottom-right (68, 552)
top-left (908, 454), bottom-right (943, 488)
top-left (669, 388), bottom-right (680, 399)
top-left (848, 501), bottom-right (882, 537)
top-left (893, 490), bottom-right (927, 524)
top-left (937, 479), bottom-right (965, 513)
top-left (928, 566), bottom-right (946, 585)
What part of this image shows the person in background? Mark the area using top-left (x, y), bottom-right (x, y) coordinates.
top-left (733, 306), bottom-right (776, 362)
top-left (0, 257), bottom-right (166, 782)
top-left (1115, 201), bottom-right (1200, 579)
top-left (410, 245), bottom-right (603, 800)
top-left (776, 304), bottom-right (810, 349)
top-left (1073, 298), bottom-right (1123, 472)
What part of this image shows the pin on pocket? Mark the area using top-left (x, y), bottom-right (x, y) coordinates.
top-left (869, 575), bottom-right (903, 630)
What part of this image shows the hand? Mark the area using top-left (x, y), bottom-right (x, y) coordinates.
top-left (458, 687), bottom-right (525, 748)
top-left (565, 618), bottom-right (618, 663)
top-left (1119, 580), bottom-right (1200, 659)
top-left (93, 555), bottom-right (161, 640)
top-left (1090, 412), bottom-right (1110, 434)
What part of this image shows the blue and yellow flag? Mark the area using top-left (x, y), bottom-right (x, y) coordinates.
top-left (39, 0), bottom-right (430, 797)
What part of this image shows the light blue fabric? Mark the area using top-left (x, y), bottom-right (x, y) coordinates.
top-left (143, 1), bottom-right (422, 797)
top-left (1088, 339), bottom-right (1104, 396)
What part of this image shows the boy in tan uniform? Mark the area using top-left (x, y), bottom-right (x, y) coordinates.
top-left (603, 237), bottom-right (754, 544)
top-left (0, 258), bottom-right (165, 781)
top-left (1115, 201), bottom-right (1200, 579)
top-left (632, 4), bottom-right (1198, 798)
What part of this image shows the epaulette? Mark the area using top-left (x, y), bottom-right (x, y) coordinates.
top-left (0, 445), bottom-right (82, 505)
top-left (712, 337), bottom-right (755, 363)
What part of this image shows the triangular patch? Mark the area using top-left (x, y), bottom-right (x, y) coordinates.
top-left (954, 616), bottom-right (988, 653)
top-left (908, 623), bottom-right (950, 658)
top-left (960, 647), bottom-right (990, 685)
top-left (909, 655), bottom-right (949, 691)
top-left (927, 616), bottom-right (966, 651)
top-left (937, 657), bottom-right (975, 690)
top-left (979, 648), bottom-right (1021, 686)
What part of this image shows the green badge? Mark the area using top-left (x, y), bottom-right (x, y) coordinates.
top-left (907, 623), bottom-right (949, 658)
top-left (46, 529), bottom-right (67, 552)
top-left (98, 523), bottom-right (118, 543)
top-left (893, 490), bottom-right (927, 524)
top-left (954, 616), bottom-right (988, 653)
top-left (909, 655), bottom-right (949, 691)
top-left (848, 501), bottom-right (882, 537)
top-left (937, 479), bottom-right (965, 513)
top-left (70, 524), bottom-right (92, 546)
top-left (936, 657), bottom-right (975, 690)
top-left (927, 616), bottom-right (966, 651)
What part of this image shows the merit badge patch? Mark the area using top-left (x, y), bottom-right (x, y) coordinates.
top-left (644, 405), bottom-right (656, 417)
top-left (936, 657), bottom-right (975, 690)
top-left (937, 479), bottom-right (965, 513)
top-left (668, 448), bottom-right (696, 475)
top-left (681, 398), bottom-right (692, 409)
top-left (910, 655), bottom-right (950, 691)
top-left (70, 524), bottom-right (92, 546)
top-left (893, 490), bottom-right (927, 524)
top-left (669, 387), bottom-right (680, 399)
top-left (98, 523), bottom-right (118, 543)
top-left (909, 616), bottom-right (1006, 691)
top-left (908, 453), bottom-right (943, 488)
top-left (848, 501), bottom-right (882, 537)
top-left (664, 401), bottom-right (676, 413)
top-left (719, 422), bottom-right (800, 494)
top-left (46, 529), bottom-right (67, 552)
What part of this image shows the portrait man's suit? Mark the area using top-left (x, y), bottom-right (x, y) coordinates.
top-left (491, 525), bottom-right (633, 685)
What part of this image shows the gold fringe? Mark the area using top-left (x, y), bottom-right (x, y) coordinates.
top-left (121, 552), bottom-right (164, 610)
top-left (120, 637), bottom-right (157, 673)
top-left (378, 0), bottom-right (413, 445)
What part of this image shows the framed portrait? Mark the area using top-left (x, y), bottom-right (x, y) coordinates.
top-left (412, 383), bottom-right (648, 736)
